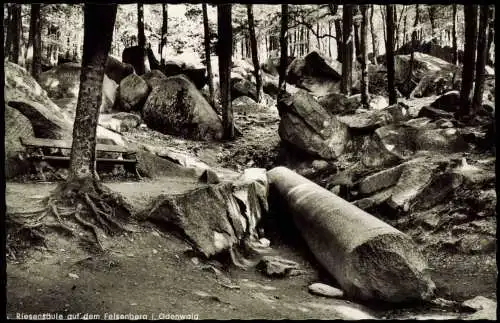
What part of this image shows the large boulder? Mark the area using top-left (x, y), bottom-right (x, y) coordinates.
top-left (160, 60), bottom-right (207, 89)
top-left (337, 103), bottom-right (409, 132)
top-left (141, 69), bottom-right (168, 89)
top-left (142, 75), bottom-right (223, 140)
top-left (117, 73), bottom-right (150, 112)
top-left (5, 105), bottom-right (34, 179)
top-left (99, 112), bottom-right (142, 133)
top-left (277, 90), bottom-right (349, 160)
top-left (5, 62), bottom-right (126, 146)
top-left (261, 56), bottom-right (295, 76)
top-left (286, 51), bottom-right (342, 95)
top-left (361, 121), bottom-right (467, 168)
top-left (232, 78), bottom-right (258, 101)
top-left (122, 45), bottom-right (151, 75)
top-left (395, 52), bottom-right (460, 97)
top-left (430, 90), bottom-right (460, 113)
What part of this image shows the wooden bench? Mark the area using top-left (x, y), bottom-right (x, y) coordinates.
top-left (20, 136), bottom-right (140, 178)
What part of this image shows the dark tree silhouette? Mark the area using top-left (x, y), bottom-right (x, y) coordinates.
top-left (202, 4), bottom-right (215, 108)
top-left (247, 4), bottom-right (262, 103)
top-left (8, 4), bottom-right (22, 64)
top-left (27, 4), bottom-right (42, 81)
top-left (159, 4), bottom-right (168, 65)
top-left (278, 4), bottom-right (288, 95)
top-left (407, 4), bottom-right (420, 99)
top-left (385, 4), bottom-right (397, 104)
top-left (458, 5), bottom-right (479, 118)
top-left (472, 5), bottom-right (490, 113)
top-left (452, 4), bottom-right (458, 65)
top-left (217, 4), bottom-right (234, 140)
top-left (370, 5), bottom-right (378, 65)
top-left (341, 5), bottom-right (353, 95)
top-left (360, 5), bottom-right (369, 107)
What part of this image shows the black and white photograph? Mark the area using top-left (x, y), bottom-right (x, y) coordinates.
top-left (4, 2), bottom-right (496, 320)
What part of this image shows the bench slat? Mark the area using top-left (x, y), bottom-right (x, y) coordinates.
top-left (20, 137), bottom-right (134, 154)
top-left (38, 156), bottom-right (136, 164)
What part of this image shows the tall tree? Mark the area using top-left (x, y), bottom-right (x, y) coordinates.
top-left (452, 4), bottom-right (458, 65)
top-left (159, 4), bottom-right (168, 65)
top-left (370, 5), bottom-right (378, 65)
top-left (26, 4), bottom-right (42, 81)
top-left (428, 6), bottom-right (436, 38)
top-left (329, 4), bottom-right (343, 63)
top-left (385, 5), bottom-right (397, 104)
top-left (360, 5), bottom-right (369, 108)
top-left (8, 4), bottom-right (22, 64)
top-left (136, 3), bottom-right (147, 75)
top-left (471, 5), bottom-right (490, 113)
top-left (341, 5), bottom-right (353, 95)
top-left (486, 6), bottom-right (494, 64)
top-left (68, 4), bottom-right (118, 183)
top-left (5, 4), bottom-right (13, 58)
top-left (328, 21), bottom-right (332, 57)
top-left (407, 4), bottom-right (420, 99)
top-left (457, 5), bottom-right (479, 118)
top-left (278, 4), bottom-right (288, 95)
top-left (353, 5), bottom-right (361, 60)
top-left (247, 4), bottom-right (262, 103)
top-left (202, 4), bottom-right (215, 108)
top-left (217, 4), bottom-right (234, 140)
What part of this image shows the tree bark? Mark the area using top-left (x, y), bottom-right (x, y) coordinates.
top-left (381, 6), bottom-right (387, 45)
top-left (458, 5), bottom-right (479, 118)
top-left (328, 21), bottom-right (332, 57)
top-left (136, 3), bottom-right (147, 75)
top-left (353, 5), bottom-right (361, 61)
top-left (160, 4), bottom-right (168, 65)
top-left (69, 4), bottom-right (117, 182)
top-left (316, 22), bottom-right (321, 50)
top-left (217, 4), bottom-right (234, 140)
top-left (278, 4), bottom-right (288, 96)
top-left (370, 5), bottom-right (378, 65)
top-left (9, 4), bottom-right (22, 64)
top-left (247, 4), bottom-right (262, 103)
top-left (5, 4), bottom-right (13, 54)
top-left (27, 4), bottom-right (42, 81)
top-left (360, 5), bottom-right (369, 108)
top-left (202, 3), bottom-right (215, 108)
top-left (471, 5), bottom-right (490, 114)
top-left (306, 28), bottom-right (310, 53)
top-left (428, 6), bottom-right (436, 39)
top-left (333, 6), bottom-right (343, 62)
top-left (341, 5), bottom-right (354, 95)
top-left (452, 4), bottom-right (458, 65)
top-left (385, 5), bottom-right (397, 104)
top-left (407, 4), bottom-right (420, 99)
top-left (486, 6), bottom-right (494, 65)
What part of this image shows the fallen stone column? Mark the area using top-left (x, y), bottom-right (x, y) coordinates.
top-left (267, 166), bottom-right (436, 303)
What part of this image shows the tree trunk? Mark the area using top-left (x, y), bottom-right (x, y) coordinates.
top-left (334, 8), bottom-right (343, 62)
top-left (385, 5), bottom-right (397, 104)
top-left (360, 5), bottom-right (369, 108)
top-left (299, 26), bottom-right (304, 56)
top-left (452, 4), bottom-right (458, 65)
top-left (407, 4), bottom-right (420, 99)
top-left (353, 6), bottom-right (361, 60)
top-left (402, 14), bottom-right (407, 47)
top-left (202, 3), bottom-right (215, 108)
top-left (471, 5), bottom-right (490, 114)
top-left (137, 3), bottom-right (146, 48)
top-left (369, 5), bottom-right (378, 65)
top-left (381, 6), bottom-right (387, 45)
top-left (160, 4), bottom-right (168, 65)
top-left (217, 4), bottom-right (234, 140)
top-left (486, 6), bottom-right (494, 65)
top-left (9, 4), bottom-right (22, 64)
top-left (316, 22), bottom-right (321, 50)
top-left (341, 5), bottom-right (354, 95)
top-left (458, 5), bottom-right (479, 118)
top-left (27, 4), bottom-right (42, 81)
top-left (306, 28), bottom-right (310, 53)
top-left (428, 6), bottom-right (436, 39)
top-left (278, 4), bottom-right (288, 95)
top-left (69, 4), bottom-right (117, 182)
top-left (5, 4), bottom-right (13, 54)
top-left (247, 4), bottom-right (262, 103)
top-left (328, 21), bottom-right (332, 57)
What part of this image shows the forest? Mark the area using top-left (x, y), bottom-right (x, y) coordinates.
top-left (4, 3), bottom-right (496, 320)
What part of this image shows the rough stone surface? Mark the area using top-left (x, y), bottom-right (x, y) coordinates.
top-left (418, 105), bottom-right (455, 120)
top-left (257, 256), bottom-right (300, 278)
top-left (317, 93), bottom-right (361, 115)
top-left (308, 283), bottom-right (344, 298)
top-left (277, 90), bottom-right (349, 160)
top-left (358, 163), bottom-right (406, 195)
top-left (286, 51), bottom-right (342, 95)
top-left (430, 90), bottom-right (460, 113)
top-left (142, 75), bottom-right (224, 140)
top-left (141, 69), bottom-right (168, 89)
top-left (232, 79), bottom-right (258, 102)
top-left (338, 103), bottom-right (409, 131)
top-left (268, 166), bottom-right (436, 303)
top-left (5, 106), bottom-right (34, 179)
top-left (462, 296), bottom-right (497, 320)
top-left (118, 73), bottom-right (151, 112)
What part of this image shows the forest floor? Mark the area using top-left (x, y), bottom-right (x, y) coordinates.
top-left (6, 95), bottom-right (496, 319)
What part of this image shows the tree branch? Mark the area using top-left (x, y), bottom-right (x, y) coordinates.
top-left (288, 15), bottom-right (337, 40)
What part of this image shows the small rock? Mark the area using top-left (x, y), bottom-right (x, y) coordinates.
top-left (68, 273), bottom-right (79, 279)
top-left (152, 249), bottom-right (158, 254)
top-left (257, 255), bottom-right (299, 278)
top-left (198, 168), bottom-right (220, 184)
top-left (308, 283), bottom-right (344, 298)
top-left (312, 160), bottom-right (329, 170)
top-left (259, 238), bottom-right (271, 248)
top-left (191, 257), bottom-right (200, 265)
top-left (462, 296), bottom-right (497, 320)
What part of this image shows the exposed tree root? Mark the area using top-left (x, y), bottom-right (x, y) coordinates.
top-left (6, 178), bottom-right (135, 258)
